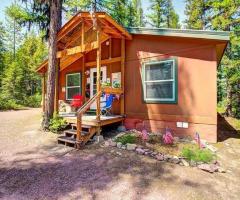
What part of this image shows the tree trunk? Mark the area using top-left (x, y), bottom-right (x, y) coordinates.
top-left (225, 83), bottom-right (233, 117)
top-left (42, 0), bottom-right (61, 129)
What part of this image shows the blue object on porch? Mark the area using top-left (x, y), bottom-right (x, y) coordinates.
top-left (101, 94), bottom-right (114, 115)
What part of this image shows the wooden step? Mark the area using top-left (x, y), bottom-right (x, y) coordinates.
top-left (70, 123), bottom-right (92, 129)
top-left (58, 136), bottom-right (76, 145)
top-left (64, 129), bottom-right (90, 136)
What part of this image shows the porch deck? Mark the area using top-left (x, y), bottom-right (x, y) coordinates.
top-left (63, 114), bottom-right (124, 127)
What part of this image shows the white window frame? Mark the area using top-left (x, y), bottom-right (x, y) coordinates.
top-left (66, 72), bottom-right (81, 100)
top-left (143, 59), bottom-right (176, 103)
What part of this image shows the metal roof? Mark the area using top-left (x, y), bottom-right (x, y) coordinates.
top-left (127, 27), bottom-right (230, 41)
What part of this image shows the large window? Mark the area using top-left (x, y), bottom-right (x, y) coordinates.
top-left (142, 59), bottom-right (177, 103)
top-left (66, 73), bottom-right (81, 100)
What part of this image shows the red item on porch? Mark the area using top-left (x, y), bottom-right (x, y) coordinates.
top-left (71, 94), bottom-right (83, 108)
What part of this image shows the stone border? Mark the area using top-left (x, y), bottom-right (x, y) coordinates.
top-left (103, 139), bottom-right (226, 173)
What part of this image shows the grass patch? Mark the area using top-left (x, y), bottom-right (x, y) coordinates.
top-left (115, 134), bottom-right (137, 145)
top-left (224, 117), bottom-right (240, 131)
top-left (181, 145), bottom-right (215, 163)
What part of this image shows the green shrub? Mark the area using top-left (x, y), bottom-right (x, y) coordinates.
top-left (115, 134), bottom-right (137, 145)
top-left (49, 115), bottom-right (68, 133)
top-left (217, 100), bottom-right (227, 114)
top-left (181, 145), bottom-right (215, 163)
top-left (0, 96), bottom-right (22, 110)
top-left (24, 93), bottom-right (42, 108)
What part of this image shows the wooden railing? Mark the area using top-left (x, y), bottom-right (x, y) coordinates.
top-left (75, 87), bottom-right (124, 148)
top-left (76, 90), bottom-right (102, 145)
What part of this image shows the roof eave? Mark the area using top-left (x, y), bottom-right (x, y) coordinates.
top-left (127, 27), bottom-right (230, 41)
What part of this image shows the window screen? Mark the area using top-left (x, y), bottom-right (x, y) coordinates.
top-left (66, 73), bottom-right (81, 100)
top-left (143, 59), bottom-right (177, 103)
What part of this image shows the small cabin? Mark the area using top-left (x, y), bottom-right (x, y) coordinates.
top-left (37, 12), bottom-right (229, 146)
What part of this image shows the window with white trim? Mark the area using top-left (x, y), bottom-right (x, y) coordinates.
top-left (143, 59), bottom-right (177, 103)
top-left (66, 73), bottom-right (81, 100)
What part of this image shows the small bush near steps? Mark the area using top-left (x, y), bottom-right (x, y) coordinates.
top-left (115, 134), bottom-right (137, 145)
top-left (49, 115), bottom-right (68, 133)
top-left (181, 145), bottom-right (215, 163)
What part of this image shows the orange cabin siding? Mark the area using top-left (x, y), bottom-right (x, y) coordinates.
top-left (124, 34), bottom-right (219, 142)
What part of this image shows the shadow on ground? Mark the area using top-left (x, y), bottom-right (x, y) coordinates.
top-left (217, 113), bottom-right (240, 142)
top-left (0, 142), bottom-right (217, 200)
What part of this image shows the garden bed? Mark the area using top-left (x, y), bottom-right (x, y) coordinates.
top-left (102, 129), bottom-right (226, 173)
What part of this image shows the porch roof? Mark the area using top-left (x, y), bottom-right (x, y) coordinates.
top-left (36, 11), bottom-right (132, 73)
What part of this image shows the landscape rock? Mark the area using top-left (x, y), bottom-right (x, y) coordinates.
top-left (212, 160), bottom-right (220, 166)
top-left (136, 148), bottom-right (145, 155)
top-left (151, 152), bottom-right (158, 156)
top-left (164, 155), bottom-right (172, 161)
top-left (181, 159), bottom-right (190, 167)
top-left (144, 151), bottom-right (150, 155)
top-left (126, 143), bottom-right (137, 151)
top-left (206, 144), bottom-right (217, 152)
top-left (156, 154), bottom-right (164, 161)
top-left (198, 164), bottom-right (218, 173)
top-left (173, 137), bottom-right (180, 143)
top-left (104, 140), bottom-right (110, 147)
top-left (116, 152), bottom-right (122, 156)
top-left (117, 142), bottom-right (122, 148)
top-left (190, 160), bottom-right (197, 167)
top-left (169, 156), bottom-right (180, 164)
top-left (93, 135), bottom-right (104, 143)
top-left (197, 161), bottom-right (204, 166)
top-left (109, 140), bottom-right (117, 147)
top-left (121, 145), bottom-right (126, 150)
top-left (218, 167), bottom-right (226, 173)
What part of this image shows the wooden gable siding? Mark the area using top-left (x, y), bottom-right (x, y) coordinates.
top-left (58, 38), bottom-right (121, 114)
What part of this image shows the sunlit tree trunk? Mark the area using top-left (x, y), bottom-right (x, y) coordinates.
top-left (42, 0), bottom-right (61, 129)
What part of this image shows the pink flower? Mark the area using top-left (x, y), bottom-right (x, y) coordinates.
top-left (163, 129), bottom-right (173, 144)
top-left (141, 129), bottom-right (149, 141)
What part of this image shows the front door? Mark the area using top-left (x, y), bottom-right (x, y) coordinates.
top-left (90, 66), bottom-right (107, 109)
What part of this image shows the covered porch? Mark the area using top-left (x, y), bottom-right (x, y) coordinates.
top-left (37, 12), bottom-right (132, 147)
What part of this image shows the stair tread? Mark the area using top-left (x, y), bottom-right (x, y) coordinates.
top-left (58, 136), bottom-right (76, 144)
top-left (64, 129), bottom-right (90, 136)
top-left (71, 124), bottom-right (92, 129)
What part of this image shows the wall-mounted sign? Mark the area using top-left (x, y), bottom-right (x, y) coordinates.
top-left (112, 72), bottom-right (121, 88)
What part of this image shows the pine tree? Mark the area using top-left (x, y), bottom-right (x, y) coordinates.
top-left (184, 0), bottom-right (210, 29)
top-left (107, 0), bottom-right (129, 26)
top-left (165, 0), bottom-right (180, 28)
top-left (148, 0), bottom-right (180, 28)
top-left (4, 3), bottom-right (26, 58)
top-left (209, 0), bottom-right (240, 117)
top-left (0, 22), bottom-right (6, 88)
top-left (127, 0), bottom-right (145, 27)
top-left (1, 34), bottom-right (47, 103)
top-left (21, 0), bottom-right (64, 128)
top-left (64, 0), bottom-right (92, 20)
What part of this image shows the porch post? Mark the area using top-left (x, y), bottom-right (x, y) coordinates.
top-left (120, 37), bottom-right (125, 115)
top-left (96, 30), bottom-right (101, 124)
top-left (54, 59), bottom-right (60, 114)
top-left (81, 21), bottom-right (86, 103)
top-left (42, 73), bottom-right (46, 112)
top-left (82, 55), bottom-right (86, 102)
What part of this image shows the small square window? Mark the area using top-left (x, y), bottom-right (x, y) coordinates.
top-left (142, 59), bottom-right (177, 103)
top-left (66, 73), bottom-right (81, 100)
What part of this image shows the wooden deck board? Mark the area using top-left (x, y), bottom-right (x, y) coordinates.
top-left (63, 114), bottom-right (124, 126)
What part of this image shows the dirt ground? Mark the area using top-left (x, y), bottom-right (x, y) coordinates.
top-left (0, 108), bottom-right (240, 200)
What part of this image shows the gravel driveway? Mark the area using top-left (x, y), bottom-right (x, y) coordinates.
top-left (0, 108), bottom-right (240, 200)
